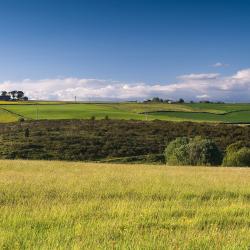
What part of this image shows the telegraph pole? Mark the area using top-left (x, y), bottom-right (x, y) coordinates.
top-left (36, 103), bottom-right (38, 120)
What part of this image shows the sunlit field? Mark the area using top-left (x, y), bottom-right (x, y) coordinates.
top-left (0, 108), bottom-right (18, 123)
top-left (0, 160), bottom-right (249, 249)
top-left (0, 102), bottom-right (250, 123)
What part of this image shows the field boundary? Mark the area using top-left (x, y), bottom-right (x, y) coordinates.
top-left (0, 107), bottom-right (28, 119)
top-left (140, 109), bottom-right (250, 116)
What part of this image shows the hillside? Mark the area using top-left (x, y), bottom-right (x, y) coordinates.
top-left (0, 160), bottom-right (249, 249)
top-left (0, 120), bottom-right (249, 163)
top-left (0, 102), bottom-right (250, 123)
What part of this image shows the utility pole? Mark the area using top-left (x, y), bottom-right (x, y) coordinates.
top-left (75, 96), bottom-right (77, 103)
top-left (36, 103), bottom-right (38, 120)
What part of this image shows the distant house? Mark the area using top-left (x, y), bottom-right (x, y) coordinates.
top-left (0, 95), bottom-right (11, 101)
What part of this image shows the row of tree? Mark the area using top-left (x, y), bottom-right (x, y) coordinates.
top-left (143, 97), bottom-right (184, 103)
top-left (143, 97), bottom-right (225, 104)
top-left (165, 137), bottom-right (250, 167)
top-left (0, 91), bottom-right (28, 101)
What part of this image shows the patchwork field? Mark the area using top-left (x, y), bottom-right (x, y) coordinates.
top-left (0, 160), bottom-right (249, 249)
top-left (0, 102), bottom-right (250, 123)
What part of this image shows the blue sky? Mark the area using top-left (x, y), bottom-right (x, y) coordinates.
top-left (0, 0), bottom-right (250, 101)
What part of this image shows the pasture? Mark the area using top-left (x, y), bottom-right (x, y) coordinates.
top-left (0, 160), bottom-right (249, 249)
top-left (0, 102), bottom-right (250, 123)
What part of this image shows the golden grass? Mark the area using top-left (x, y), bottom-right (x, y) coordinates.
top-left (0, 160), bottom-right (249, 249)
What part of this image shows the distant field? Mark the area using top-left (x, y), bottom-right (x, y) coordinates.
top-left (0, 108), bottom-right (19, 123)
top-left (0, 102), bottom-right (250, 123)
top-left (0, 160), bottom-right (249, 249)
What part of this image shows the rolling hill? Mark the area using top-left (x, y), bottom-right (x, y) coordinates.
top-left (0, 102), bottom-right (250, 123)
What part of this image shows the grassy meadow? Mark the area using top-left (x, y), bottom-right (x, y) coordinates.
top-left (0, 102), bottom-right (250, 123)
top-left (0, 160), bottom-right (249, 249)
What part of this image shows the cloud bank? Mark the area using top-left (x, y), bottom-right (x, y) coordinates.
top-left (0, 69), bottom-right (250, 102)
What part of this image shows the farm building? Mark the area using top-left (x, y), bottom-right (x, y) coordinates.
top-left (0, 95), bottom-right (11, 101)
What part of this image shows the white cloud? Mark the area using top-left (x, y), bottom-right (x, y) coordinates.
top-left (212, 62), bottom-right (229, 68)
top-left (196, 94), bottom-right (210, 99)
top-left (178, 73), bottom-right (220, 80)
top-left (0, 68), bottom-right (250, 102)
top-left (232, 68), bottom-right (250, 82)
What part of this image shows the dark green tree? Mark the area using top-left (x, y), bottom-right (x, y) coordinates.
top-left (223, 141), bottom-right (250, 167)
top-left (165, 137), bottom-right (222, 166)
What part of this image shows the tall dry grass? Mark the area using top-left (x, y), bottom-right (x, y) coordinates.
top-left (0, 160), bottom-right (249, 249)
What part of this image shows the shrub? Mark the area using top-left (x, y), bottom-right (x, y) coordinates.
top-left (223, 141), bottom-right (250, 154)
top-left (188, 137), bottom-right (222, 166)
top-left (0, 119), bottom-right (249, 163)
top-left (24, 128), bottom-right (30, 138)
top-left (223, 142), bottom-right (250, 167)
top-left (165, 137), bottom-right (189, 164)
top-left (165, 137), bottom-right (222, 166)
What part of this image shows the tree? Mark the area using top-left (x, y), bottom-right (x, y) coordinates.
top-left (8, 90), bottom-right (18, 100)
top-left (152, 97), bottom-right (163, 102)
top-left (165, 137), bottom-right (189, 165)
top-left (223, 141), bottom-right (250, 167)
top-left (188, 137), bottom-right (222, 165)
top-left (178, 98), bottom-right (185, 103)
top-left (1, 91), bottom-right (7, 96)
top-left (165, 137), bottom-right (222, 166)
top-left (1, 90), bottom-right (28, 101)
top-left (17, 91), bottom-right (24, 100)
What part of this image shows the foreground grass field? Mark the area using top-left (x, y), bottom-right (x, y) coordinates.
top-left (0, 160), bottom-right (249, 249)
top-left (0, 102), bottom-right (250, 123)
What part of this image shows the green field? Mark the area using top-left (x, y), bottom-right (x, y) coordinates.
top-left (0, 108), bottom-right (18, 123)
top-left (0, 102), bottom-right (250, 123)
top-left (0, 160), bottom-right (249, 249)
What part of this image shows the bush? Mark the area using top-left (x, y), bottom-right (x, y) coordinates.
top-left (165, 137), bottom-right (222, 166)
top-left (223, 142), bottom-right (250, 167)
top-left (223, 141), bottom-right (250, 154)
top-left (165, 137), bottom-right (189, 165)
top-left (24, 128), bottom-right (30, 138)
top-left (188, 137), bottom-right (222, 166)
top-left (19, 117), bottom-right (25, 122)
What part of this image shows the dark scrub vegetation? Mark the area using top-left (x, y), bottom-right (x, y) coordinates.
top-left (0, 119), bottom-right (250, 163)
